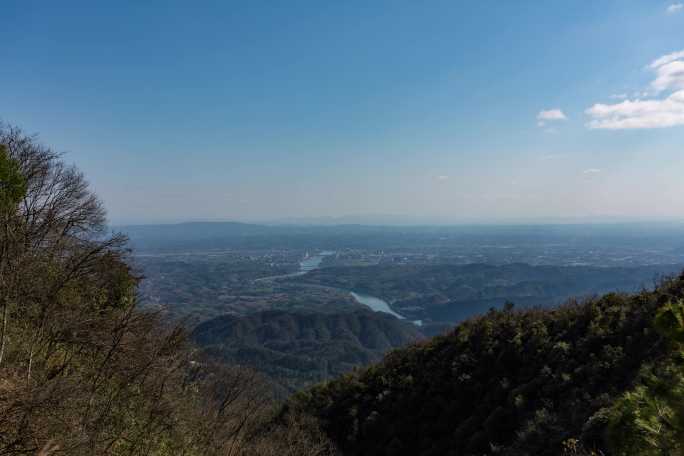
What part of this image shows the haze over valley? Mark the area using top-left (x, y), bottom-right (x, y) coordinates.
top-left (118, 221), bottom-right (684, 391)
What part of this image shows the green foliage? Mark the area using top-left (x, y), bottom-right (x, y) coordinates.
top-left (0, 144), bottom-right (26, 210)
top-left (655, 299), bottom-right (684, 344)
top-left (606, 366), bottom-right (684, 454)
top-left (289, 278), bottom-right (684, 455)
top-left (605, 300), bottom-right (684, 455)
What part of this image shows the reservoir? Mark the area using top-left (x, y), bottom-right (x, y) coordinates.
top-left (350, 291), bottom-right (405, 320)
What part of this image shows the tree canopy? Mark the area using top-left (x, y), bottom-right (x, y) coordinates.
top-left (288, 276), bottom-right (684, 455)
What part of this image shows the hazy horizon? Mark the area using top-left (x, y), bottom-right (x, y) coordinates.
top-left (3, 1), bottom-right (683, 225)
top-left (113, 213), bottom-right (684, 228)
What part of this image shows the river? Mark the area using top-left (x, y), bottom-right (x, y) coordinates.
top-left (350, 291), bottom-right (405, 320)
top-left (255, 251), bottom-right (419, 324)
top-left (297, 252), bottom-right (420, 323)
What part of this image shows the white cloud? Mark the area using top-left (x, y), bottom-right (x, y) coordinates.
top-left (649, 50), bottom-right (684, 69)
top-left (585, 50), bottom-right (684, 129)
top-left (582, 168), bottom-right (601, 174)
top-left (436, 175), bottom-right (449, 181)
top-left (651, 60), bottom-right (684, 93)
top-left (537, 109), bottom-right (567, 121)
top-left (667, 3), bottom-right (683, 13)
top-left (610, 93), bottom-right (628, 100)
top-left (537, 109), bottom-right (567, 127)
top-left (586, 90), bottom-right (684, 129)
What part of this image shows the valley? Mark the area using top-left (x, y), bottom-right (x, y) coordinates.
top-left (129, 222), bottom-right (684, 391)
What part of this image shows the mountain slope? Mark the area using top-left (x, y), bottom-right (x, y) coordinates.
top-left (193, 309), bottom-right (423, 393)
top-left (288, 273), bottom-right (684, 455)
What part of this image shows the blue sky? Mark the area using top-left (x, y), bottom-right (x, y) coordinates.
top-left (1, 1), bottom-right (683, 224)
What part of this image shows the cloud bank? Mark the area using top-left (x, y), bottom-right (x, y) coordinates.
top-left (586, 50), bottom-right (684, 129)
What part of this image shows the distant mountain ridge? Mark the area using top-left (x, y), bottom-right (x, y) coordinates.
top-left (117, 220), bottom-right (684, 254)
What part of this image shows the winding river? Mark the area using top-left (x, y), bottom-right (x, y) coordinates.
top-left (256, 251), bottom-right (419, 324)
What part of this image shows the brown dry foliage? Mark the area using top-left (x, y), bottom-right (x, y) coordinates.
top-left (0, 123), bottom-right (336, 456)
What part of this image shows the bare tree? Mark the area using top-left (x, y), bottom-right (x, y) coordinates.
top-left (0, 124), bottom-right (337, 455)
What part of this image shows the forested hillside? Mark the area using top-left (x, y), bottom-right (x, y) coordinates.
top-left (288, 274), bottom-right (684, 455)
top-left (0, 124), bottom-right (336, 455)
top-left (193, 309), bottom-right (422, 393)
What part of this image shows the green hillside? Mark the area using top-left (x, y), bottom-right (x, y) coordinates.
top-left (288, 275), bottom-right (684, 455)
top-left (193, 309), bottom-right (422, 393)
